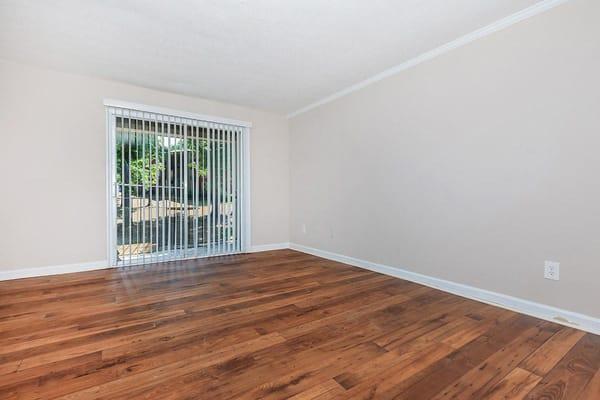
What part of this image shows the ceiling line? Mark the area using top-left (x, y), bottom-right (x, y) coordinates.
top-left (286, 0), bottom-right (571, 119)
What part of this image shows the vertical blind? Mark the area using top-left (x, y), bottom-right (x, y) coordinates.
top-left (106, 105), bottom-right (248, 266)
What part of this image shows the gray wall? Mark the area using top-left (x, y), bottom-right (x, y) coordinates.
top-left (0, 60), bottom-right (290, 271)
top-left (290, 0), bottom-right (600, 318)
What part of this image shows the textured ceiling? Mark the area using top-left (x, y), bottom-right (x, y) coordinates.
top-left (0, 0), bottom-right (543, 114)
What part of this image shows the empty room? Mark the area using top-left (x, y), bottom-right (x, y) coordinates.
top-left (1, 0), bottom-right (599, 398)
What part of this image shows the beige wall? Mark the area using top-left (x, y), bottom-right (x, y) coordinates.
top-left (0, 60), bottom-right (289, 270)
top-left (290, 0), bottom-right (600, 318)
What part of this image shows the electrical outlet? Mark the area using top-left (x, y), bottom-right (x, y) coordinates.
top-left (544, 261), bottom-right (560, 281)
top-left (301, 223), bottom-right (307, 234)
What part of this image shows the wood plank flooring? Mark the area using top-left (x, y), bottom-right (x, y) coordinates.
top-left (0, 249), bottom-right (598, 399)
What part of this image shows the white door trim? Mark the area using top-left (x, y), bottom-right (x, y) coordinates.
top-left (104, 100), bottom-right (252, 266)
top-left (103, 99), bottom-right (252, 128)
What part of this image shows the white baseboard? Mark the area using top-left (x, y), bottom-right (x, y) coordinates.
top-left (0, 261), bottom-right (110, 281)
top-left (249, 242), bottom-right (291, 253)
top-left (0, 242), bottom-right (291, 281)
top-left (289, 243), bottom-right (600, 335)
top-left (5, 244), bottom-right (598, 335)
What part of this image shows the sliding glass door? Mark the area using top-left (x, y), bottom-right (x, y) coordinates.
top-left (106, 103), bottom-right (249, 266)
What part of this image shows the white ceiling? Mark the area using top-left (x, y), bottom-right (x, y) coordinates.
top-left (0, 0), bottom-right (543, 114)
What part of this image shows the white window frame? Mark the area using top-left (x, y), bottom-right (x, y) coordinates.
top-left (104, 99), bottom-right (252, 267)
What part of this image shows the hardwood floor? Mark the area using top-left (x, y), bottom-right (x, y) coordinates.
top-left (0, 249), bottom-right (598, 399)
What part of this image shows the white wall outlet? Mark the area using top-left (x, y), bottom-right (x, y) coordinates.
top-left (544, 261), bottom-right (560, 281)
top-left (301, 223), bottom-right (307, 234)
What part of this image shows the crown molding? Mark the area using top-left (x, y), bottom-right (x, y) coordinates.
top-left (287, 0), bottom-right (571, 119)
